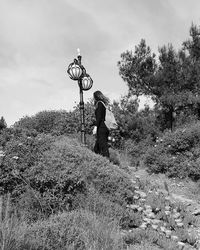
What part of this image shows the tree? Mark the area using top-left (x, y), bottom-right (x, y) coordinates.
top-left (118, 24), bottom-right (200, 131)
top-left (112, 95), bottom-right (159, 142)
top-left (118, 39), bottom-right (157, 98)
top-left (0, 116), bottom-right (7, 131)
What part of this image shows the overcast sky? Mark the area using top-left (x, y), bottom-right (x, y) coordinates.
top-left (0, 0), bottom-right (200, 126)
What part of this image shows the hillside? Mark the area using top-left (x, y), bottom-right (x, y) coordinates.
top-left (0, 126), bottom-right (200, 249)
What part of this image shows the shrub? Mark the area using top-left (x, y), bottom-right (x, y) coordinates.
top-left (124, 137), bottom-right (154, 167)
top-left (0, 128), bottom-right (135, 218)
top-left (144, 121), bottom-right (200, 180)
top-left (17, 210), bottom-right (124, 250)
top-left (14, 110), bottom-right (80, 135)
top-left (25, 136), bottom-right (135, 213)
top-left (0, 127), bottom-right (53, 195)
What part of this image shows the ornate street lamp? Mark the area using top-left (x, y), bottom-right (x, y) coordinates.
top-left (67, 49), bottom-right (93, 144)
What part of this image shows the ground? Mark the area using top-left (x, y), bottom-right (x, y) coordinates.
top-left (129, 166), bottom-right (200, 246)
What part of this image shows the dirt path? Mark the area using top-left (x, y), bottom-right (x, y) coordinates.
top-left (129, 167), bottom-right (200, 215)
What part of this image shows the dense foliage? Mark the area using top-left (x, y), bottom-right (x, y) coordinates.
top-left (0, 127), bottom-right (135, 220)
top-left (144, 122), bottom-right (200, 180)
top-left (118, 24), bottom-right (200, 131)
top-left (14, 100), bottom-right (95, 136)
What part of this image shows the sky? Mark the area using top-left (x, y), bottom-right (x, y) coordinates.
top-left (0, 0), bottom-right (200, 126)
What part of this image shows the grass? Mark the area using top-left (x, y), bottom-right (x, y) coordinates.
top-left (1, 131), bottom-right (200, 249)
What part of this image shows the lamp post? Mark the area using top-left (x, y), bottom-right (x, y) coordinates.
top-left (67, 49), bottom-right (93, 145)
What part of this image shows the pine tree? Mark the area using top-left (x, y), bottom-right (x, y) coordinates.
top-left (0, 116), bottom-right (7, 131)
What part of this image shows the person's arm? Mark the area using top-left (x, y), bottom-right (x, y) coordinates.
top-left (96, 102), bottom-right (105, 128)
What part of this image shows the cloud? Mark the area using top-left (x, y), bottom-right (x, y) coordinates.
top-left (1, 0), bottom-right (200, 125)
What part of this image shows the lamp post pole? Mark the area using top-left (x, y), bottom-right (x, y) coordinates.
top-left (67, 49), bottom-right (93, 145)
top-left (77, 53), bottom-right (86, 144)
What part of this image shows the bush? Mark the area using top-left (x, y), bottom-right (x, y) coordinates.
top-left (144, 121), bottom-right (200, 180)
top-left (14, 110), bottom-right (80, 135)
top-left (124, 137), bottom-right (154, 167)
top-left (0, 127), bottom-right (53, 196)
top-left (17, 210), bottom-right (124, 250)
top-left (0, 128), bottom-right (135, 219)
top-left (26, 136), bottom-right (135, 212)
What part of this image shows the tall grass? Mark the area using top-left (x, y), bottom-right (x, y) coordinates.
top-left (0, 194), bottom-right (20, 250)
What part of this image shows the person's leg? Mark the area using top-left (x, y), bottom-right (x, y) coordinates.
top-left (98, 128), bottom-right (109, 158)
top-left (94, 138), bottom-right (100, 154)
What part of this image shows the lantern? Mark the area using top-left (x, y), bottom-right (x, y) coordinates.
top-left (67, 60), bottom-right (83, 80)
top-left (82, 74), bottom-right (93, 91)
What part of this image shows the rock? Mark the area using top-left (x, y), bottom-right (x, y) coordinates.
top-left (192, 209), bottom-right (200, 216)
top-left (165, 205), bottom-right (171, 210)
top-left (173, 212), bottom-right (181, 219)
top-left (171, 235), bottom-right (179, 241)
top-left (140, 192), bottom-right (147, 198)
top-left (177, 222), bottom-right (184, 227)
top-left (152, 224), bottom-right (158, 230)
top-left (129, 204), bottom-right (139, 210)
top-left (152, 219), bottom-right (161, 224)
top-left (175, 218), bottom-right (182, 223)
top-left (133, 195), bottom-right (140, 200)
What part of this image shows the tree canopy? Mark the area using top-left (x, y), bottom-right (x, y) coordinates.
top-left (118, 23), bottom-right (200, 130)
top-left (118, 24), bottom-right (200, 108)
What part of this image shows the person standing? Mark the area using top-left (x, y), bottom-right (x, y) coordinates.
top-left (93, 90), bottom-right (110, 158)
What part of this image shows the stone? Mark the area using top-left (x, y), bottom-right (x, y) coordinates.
top-left (192, 209), bottom-right (200, 216)
top-left (173, 212), bottom-right (181, 219)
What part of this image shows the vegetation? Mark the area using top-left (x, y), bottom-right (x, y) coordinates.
top-left (1, 22), bottom-right (200, 249)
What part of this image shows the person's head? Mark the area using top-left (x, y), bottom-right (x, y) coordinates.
top-left (93, 90), bottom-right (109, 105)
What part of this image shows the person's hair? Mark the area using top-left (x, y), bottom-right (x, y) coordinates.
top-left (93, 90), bottom-right (109, 106)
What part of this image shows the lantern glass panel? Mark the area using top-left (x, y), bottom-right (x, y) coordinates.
top-left (68, 63), bottom-right (82, 80)
top-left (82, 76), bottom-right (93, 91)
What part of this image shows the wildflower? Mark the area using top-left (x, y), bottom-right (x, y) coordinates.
top-left (131, 179), bottom-right (136, 184)
top-left (133, 195), bottom-right (140, 200)
top-left (177, 241), bottom-right (185, 249)
top-left (146, 212), bottom-right (156, 219)
top-left (140, 223), bottom-right (147, 229)
top-left (175, 218), bottom-right (182, 223)
top-left (160, 226), bottom-right (166, 232)
top-left (129, 204), bottom-right (139, 210)
top-left (139, 192), bottom-right (147, 198)
top-left (143, 217), bottom-right (151, 223)
top-left (165, 205), bottom-right (171, 211)
top-left (171, 235), bottom-right (178, 241)
top-left (165, 230), bottom-right (172, 237)
top-left (12, 169), bottom-right (19, 176)
top-left (152, 224), bottom-right (158, 230)
top-left (177, 222), bottom-right (184, 227)
top-left (152, 219), bottom-right (160, 225)
top-left (12, 156), bottom-right (19, 160)
top-left (0, 151), bottom-right (5, 157)
top-left (138, 207), bottom-right (143, 212)
top-left (134, 190), bottom-right (140, 194)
